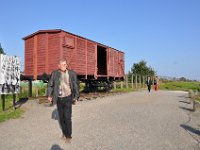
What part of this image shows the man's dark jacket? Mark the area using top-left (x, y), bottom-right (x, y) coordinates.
top-left (47, 69), bottom-right (79, 104)
top-left (146, 80), bottom-right (152, 86)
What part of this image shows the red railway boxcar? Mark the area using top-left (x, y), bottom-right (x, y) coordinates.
top-left (22, 29), bottom-right (125, 91)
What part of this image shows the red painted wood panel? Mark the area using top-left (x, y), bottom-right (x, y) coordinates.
top-left (24, 38), bottom-right (34, 76)
top-left (108, 48), bottom-right (115, 77)
top-left (62, 33), bottom-right (77, 73)
top-left (37, 33), bottom-right (46, 75)
top-left (87, 41), bottom-right (96, 75)
top-left (118, 52), bottom-right (125, 77)
top-left (47, 33), bottom-right (60, 74)
top-left (76, 38), bottom-right (86, 74)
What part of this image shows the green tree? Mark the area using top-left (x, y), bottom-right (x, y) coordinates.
top-left (0, 43), bottom-right (5, 54)
top-left (179, 77), bottom-right (187, 81)
top-left (131, 60), bottom-right (156, 76)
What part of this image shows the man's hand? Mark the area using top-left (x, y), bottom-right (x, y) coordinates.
top-left (48, 97), bottom-right (53, 102)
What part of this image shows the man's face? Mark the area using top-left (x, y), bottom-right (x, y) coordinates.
top-left (58, 61), bottom-right (67, 72)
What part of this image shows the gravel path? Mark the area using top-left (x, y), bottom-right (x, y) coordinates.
top-left (0, 90), bottom-right (199, 150)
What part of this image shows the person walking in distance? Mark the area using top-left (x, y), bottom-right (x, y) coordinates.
top-left (146, 76), bottom-right (152, 92)
top-left (47, 58), bottom-right (79, 143)
top-left (154, 76), bottom-right (159, 91)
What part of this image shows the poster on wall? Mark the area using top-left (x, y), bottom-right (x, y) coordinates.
top-left (0, 54), bottom-right (20, 94)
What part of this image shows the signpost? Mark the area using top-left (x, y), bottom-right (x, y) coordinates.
top-left (0, 54), bottom-right (20, 111)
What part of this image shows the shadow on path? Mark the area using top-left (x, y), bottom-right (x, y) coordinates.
top-left (50, 144), bottom-right (63, 150)
top-left (179, 100), bottom-right (191, 104)
top-left (178, 95), bottom-right (190, 99)
top-left (179, 106), bottom-right (194, 112)
top-left (180, 124), bottom-right (200, 136)
top-left (51, 108), bottom-right (61, 129)
top-left (52, 108), bottom-right (59, 120)
top-left (4, 97), bottom-right (29, 111)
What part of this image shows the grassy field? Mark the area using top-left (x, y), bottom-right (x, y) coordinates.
top-left (0, 95), bottom-right (24, 123)
top-left (159, 81), bottom-right (200, 103)
top-left (159, 81), bottom-right (200, 91)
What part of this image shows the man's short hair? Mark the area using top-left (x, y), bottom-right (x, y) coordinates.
top-left (58, 58), bottom-right (67, 64)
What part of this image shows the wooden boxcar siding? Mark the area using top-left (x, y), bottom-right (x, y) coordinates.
top-left (62, 33), bottom-right (77, 72)
top-left (37, 33), bottom-right (46, 75)
top-left (24, 38), bottom-right (34, 76)
top-left (116, 51), bottom-right (124, 78)
top-left (107, 48), bottom-right (112, 76)
top-left (117, 52), bottom-right (124, 77)
top-left (47, 33), bottom-right (60, 73)
top-left (114, 50), bottom-right (119, 76)
top-left (62, 32), bottom-right (96, 77)
top-left (76, 37), bottom-right (86, 74)
top-left (63, 45), bottom-right (77, 72)
top-left (87, 41), bottom-right (96, 76)
top-left (108, 48), bottom-right (115, 77)
top-left (107, 48), bottom-right (124, 78)
top-left (118, 52), bottom-right (124, 77)
top-left (24, 30), bottom-right (124, 80)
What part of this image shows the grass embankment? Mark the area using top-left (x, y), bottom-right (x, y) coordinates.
top-left (0, 95), bottom-right (24, 123)
top-left (159, 81), bottom-right (200, 91)
top-left (159, 81), bottom-right (200, 103)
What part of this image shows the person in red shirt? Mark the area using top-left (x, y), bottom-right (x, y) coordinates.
top-left (154, 76), bottom-right (159, 91)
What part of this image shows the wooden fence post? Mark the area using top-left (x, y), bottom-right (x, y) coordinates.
top-left (121, 82), bottom-right (123, 89)
top-left (45, 88), bottom-right (47, 96)
top-left (126, 74), bottom-right (128, 88)
top-left (145, 76), bottom-right (147, 88)
top-left (131, 74), bottom-right (134, 89)
top-left (135, 74), bottom-right (137, 88)
top-left (13, 94), bottom-right (16, 110)
top-left (113, 82), bottom-right (116, 89)
top-left (1, 94), bottom-right (5, 111)
top-left (28, 80), bottom-right (32, 97)
top-left (143, 76), bottom-right (145, 88)
top-left (35, 88), bottom-right (39, 97)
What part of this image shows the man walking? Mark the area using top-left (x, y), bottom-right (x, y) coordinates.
top-left (146, 76), bottom-right (152, 92)
top-left (47, 58), bottom-right (79, 143)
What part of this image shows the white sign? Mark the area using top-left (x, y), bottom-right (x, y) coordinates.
top-left (0, 54), bottom-right (20, 94)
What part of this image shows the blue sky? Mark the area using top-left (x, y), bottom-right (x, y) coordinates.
top-left (0, 0), bottom-right (200, 80)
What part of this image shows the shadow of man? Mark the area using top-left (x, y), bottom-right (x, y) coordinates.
top-left (51, 108), bottom-right (62, 129)
top-left (50, 144), bottom-right (63, 150)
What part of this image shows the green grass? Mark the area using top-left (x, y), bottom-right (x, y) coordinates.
top-left (0, 96), bottom-right (24, 123)
top-left (159, 81), bottom-right (200, 91)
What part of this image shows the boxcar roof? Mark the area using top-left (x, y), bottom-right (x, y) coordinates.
top-left (23, 29), bottom-right (124, 53)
